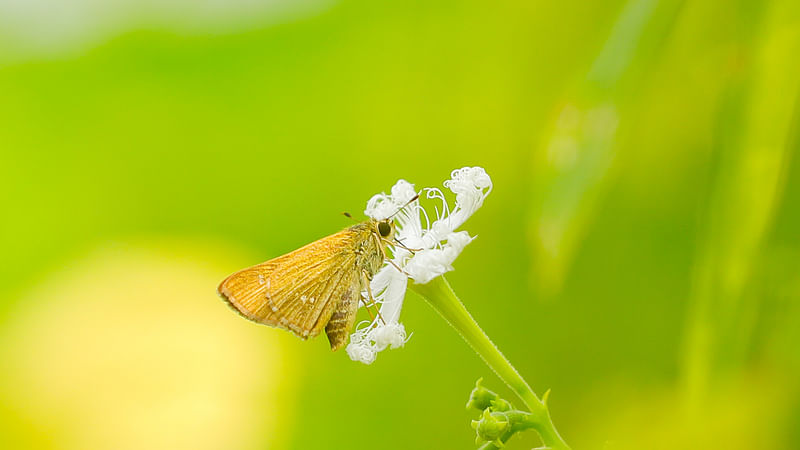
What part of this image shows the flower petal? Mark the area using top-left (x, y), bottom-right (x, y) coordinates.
top-left (348, 167), bottom-right (492, 364)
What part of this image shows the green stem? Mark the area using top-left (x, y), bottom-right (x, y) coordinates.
top-left (410, 276), bottom-right (570, 450)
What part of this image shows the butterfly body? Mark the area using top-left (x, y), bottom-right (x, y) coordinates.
top-left (217, 219), bottom-right (394, 350)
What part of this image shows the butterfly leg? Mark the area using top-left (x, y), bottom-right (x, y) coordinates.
top-left (386, 237), bottom-right (422, 253)
top-left (362, 269), bottom-right (386, 325)
top-left (360, 292), bottom-right (377, 322)
top-left (376, 239), bottom-right (413, 277)
top-left (387, 258), bottom-right (412, 277)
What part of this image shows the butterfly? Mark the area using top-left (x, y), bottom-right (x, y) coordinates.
top-left (217, 217), bottom-right (400, 351)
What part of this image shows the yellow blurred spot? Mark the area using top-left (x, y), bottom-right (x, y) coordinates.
top-left (0, 243), bottom-right (292, 450)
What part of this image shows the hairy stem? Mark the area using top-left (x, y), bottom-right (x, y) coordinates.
top-left (410, 276), bottom-right (570, 450)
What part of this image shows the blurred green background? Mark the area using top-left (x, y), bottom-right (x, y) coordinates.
top-left (1, 0), bottom-right (799, 448)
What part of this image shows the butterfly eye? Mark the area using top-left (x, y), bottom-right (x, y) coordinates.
top-left (378, 221), bottom-right (392, 237)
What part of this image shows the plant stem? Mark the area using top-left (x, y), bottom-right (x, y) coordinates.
top-left (410, 276), bottom-right (570, 450)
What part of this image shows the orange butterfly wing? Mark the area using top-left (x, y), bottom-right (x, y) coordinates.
top-left (217, 229), bottom-right (366, 345)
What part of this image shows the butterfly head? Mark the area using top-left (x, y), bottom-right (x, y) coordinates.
top-left (374, 219), bottom-right (396, 241)
top-left (370, 192), bottom-right (417, 243)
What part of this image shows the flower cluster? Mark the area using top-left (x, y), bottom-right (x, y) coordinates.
top-left (345, 167), bottom-right (492, 364)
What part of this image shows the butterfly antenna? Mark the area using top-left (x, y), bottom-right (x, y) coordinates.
top-left (342, 212), bottom-right (358, 222)
top-left (388, 193), bottom-right (420, 219)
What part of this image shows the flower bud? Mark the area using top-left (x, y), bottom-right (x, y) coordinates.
top-left (471, 408), bottom-right (509, 447)
top-left (466, 378), bottom-right (499, 411)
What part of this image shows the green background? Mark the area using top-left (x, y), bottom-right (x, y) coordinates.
top-left (1, 0), bottom-right (799, 448)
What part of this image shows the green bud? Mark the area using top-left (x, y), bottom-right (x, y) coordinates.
top-left (489, 397), bottom-right (513, 412)
top-left (472, 408), bottom-right (509, 446)
top-left (466, 378), bottom-right (499, 411)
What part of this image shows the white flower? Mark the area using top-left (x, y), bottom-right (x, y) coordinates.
top-left (345, 167), bottom-right (493, 364)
